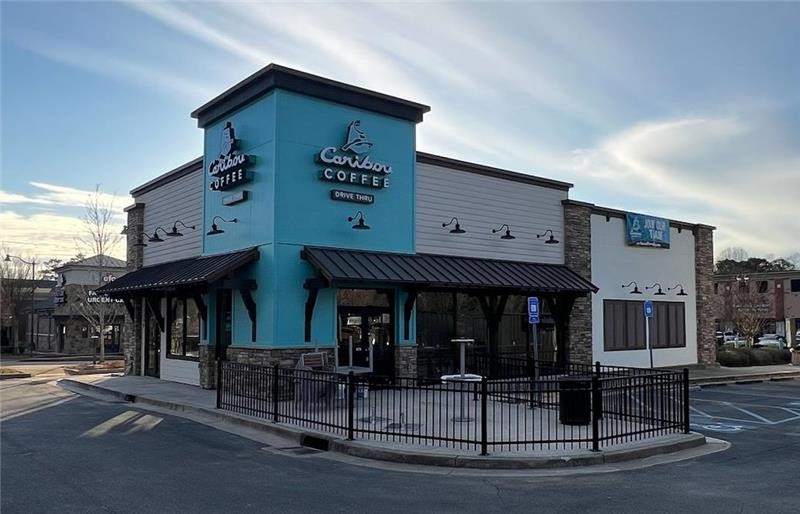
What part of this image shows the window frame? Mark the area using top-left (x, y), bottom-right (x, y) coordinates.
top-left (649, 301), bottom-right (687, 349)
top-left (166, 296), bottom-right (201, 361)
top-left (603, 299), bottom-right (647, 351)
top-left (791, 279), bottom-right (800, 293)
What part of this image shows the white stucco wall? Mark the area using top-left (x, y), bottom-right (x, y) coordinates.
top-left (591, 214), bottom-right (698, 367)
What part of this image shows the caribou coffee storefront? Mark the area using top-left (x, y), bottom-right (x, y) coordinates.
top-left (100, 64), bottom-right (712, 389)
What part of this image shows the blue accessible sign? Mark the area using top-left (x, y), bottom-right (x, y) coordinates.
top-left (644, 300), bottom-right (654, 318)
top-left (528, 297), bottom-right (540, 324)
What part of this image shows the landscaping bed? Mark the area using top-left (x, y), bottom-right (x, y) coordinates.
top-left (716, 347), bottom-right (791, 367)
top-left (64, 360), bottom-right (125, 375)
top-left (0, 367), bottom-right (32, 379)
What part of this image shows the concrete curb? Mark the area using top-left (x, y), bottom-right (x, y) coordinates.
top-left (691, 372), bottom-right (800, 387)
top-left (60, 378), bottom-right (706, 470)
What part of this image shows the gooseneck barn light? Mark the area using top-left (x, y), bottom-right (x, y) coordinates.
top-left (207, 216), bottom-right (238, 236)
top-left (622, 281), bottom-right (642, 294)
top-left (132, 230), bottom-right (165, 247)
top-left (442, 217), bottom-right (465, 234)
top-left (646, 283), bottom-right (667, 296)
top-left (348, 211), bottom-right (370, 230)
top-left (668, 284), bottom-right (688, 296)
top-left (492, 224), bottom-right (515, 240)
top-left (167, 220), bottom-right (196, 237)
top-left (536, 229), bottom-right (559, 244)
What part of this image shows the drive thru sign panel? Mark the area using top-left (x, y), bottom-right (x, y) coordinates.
top-left (528, 297), bottom-right (540, 324)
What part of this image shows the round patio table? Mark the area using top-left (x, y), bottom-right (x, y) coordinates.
top-left (441, 373), bottom-right (483, 423)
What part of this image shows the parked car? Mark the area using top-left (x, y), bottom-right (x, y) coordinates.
top-left (723, 335), bottom-right (748, 348)
top-left (756, 334), bottom-right (787, 349)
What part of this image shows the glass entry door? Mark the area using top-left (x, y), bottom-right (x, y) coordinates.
top-left (337, 289), bottom-right (394, 377)
top-left (144, 307), bottom-right (160, 378)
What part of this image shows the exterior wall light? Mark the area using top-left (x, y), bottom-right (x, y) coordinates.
top-left (668, 284), bottom-right (688, 296)
top-left (442, 217), bottom-right (465, 234)
top-left (132, 230), bottom-right (165, 247)
top-left (492, 224), bottom-right (515, 240)
top-left (622, 281), bottom-right (642, 294)
top-left (646, 283), bottom-right (667, 296)
top-left (167, 220), bottom-right (196, 237)
top-left (207, 216), bottom-right (238, 236)
top-left (348, 211), bottom-right (370, 230)
top-left (120, 225), bottom-right (128, 235)
top-left (536, 229), bottom-right (559, 244)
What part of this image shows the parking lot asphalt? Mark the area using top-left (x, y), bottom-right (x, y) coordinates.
top-left (2, 379), bottom-right (799, 513)
top-left (691, 380), bottom-right (800, 439)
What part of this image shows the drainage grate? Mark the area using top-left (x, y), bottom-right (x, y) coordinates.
top-left (272, 446), bottom-right (323, 456)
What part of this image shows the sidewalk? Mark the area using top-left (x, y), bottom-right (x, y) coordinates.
top-left (688, 364), bottom-right (800, 386)
top-left (59, 374), bottom-right (706, 470)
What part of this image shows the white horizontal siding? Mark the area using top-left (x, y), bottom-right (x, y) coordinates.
top-left (415, 163), bottom-right (566, 264)
top-left (136, 170), bottom-right (203, 266)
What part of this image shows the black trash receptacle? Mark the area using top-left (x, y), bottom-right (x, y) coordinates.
top-left (559, 376), bottom-right (591, 425)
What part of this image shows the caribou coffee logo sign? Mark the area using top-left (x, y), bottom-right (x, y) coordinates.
top-left (317, 120), bottom-right (391, 200)
top-left (208, 122), bottom-right (254, 192)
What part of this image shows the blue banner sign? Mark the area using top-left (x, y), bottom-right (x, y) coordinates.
top-left (528, 297), bottom-right (540, 324)
top-left (644, 300), bottom-right (654, 319)
top-left (626, 213), bottom-right (670, 248)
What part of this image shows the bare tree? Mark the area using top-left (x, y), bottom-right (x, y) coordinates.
top-left (716, 278), bottom-right (771, 346)
top-left (718, 247), bottom-right (749, 262)
top-left (0, 247), bottom-right (36, 353)
top-left (72, 185), bottom-right (122, 362)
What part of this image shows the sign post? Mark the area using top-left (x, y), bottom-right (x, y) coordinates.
top-left (644, 300), bottom-right (654, 368)
top-left (528, 297), bottom-right (540, 379)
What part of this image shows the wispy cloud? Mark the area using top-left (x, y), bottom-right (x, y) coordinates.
top-left (572, 115), bottom-right (800, 257)
top-left (5, 28), bottom-right (216, 101)
top-left (0, 210), bottom-right (125, 261)
top-left (0, 182), bottom-right (123, 210)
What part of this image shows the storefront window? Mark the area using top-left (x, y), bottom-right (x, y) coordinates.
top-left (168, 297), bottom-right (200, 360)
top-left (603, 300), bottom-right (647, 351)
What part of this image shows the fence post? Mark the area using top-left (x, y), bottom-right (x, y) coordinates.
top-left (528, 356), bottom-right (535, 409)
top-left (591, 374), bottom-right (600, 452)
top-left (480, 376), bottom-right (488, 456)
top-left (347, 371), bottom-right (355, 441)
top-left (272, 363), bottom-right (279, 423)
top-left (595, 361), bottom-right (601, 375)
top-left (215, 359), bottom-right (222, 409)
top-left (682, 368), bottom-right (690, 433)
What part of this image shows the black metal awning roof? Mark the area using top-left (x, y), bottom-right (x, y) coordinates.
top-left (302, 247), bottom-right (597, 294)
top-left (96, 248), bottom-right (259, 296)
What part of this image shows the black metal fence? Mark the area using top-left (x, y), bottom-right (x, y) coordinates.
top-left (217, 360), bottom-right (689, 455)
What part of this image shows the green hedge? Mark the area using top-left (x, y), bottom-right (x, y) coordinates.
top-left (716, 347), bottom-right (791, 367)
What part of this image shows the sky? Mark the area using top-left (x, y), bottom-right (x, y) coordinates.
top-left (1, 1), bottom-right (799, 264)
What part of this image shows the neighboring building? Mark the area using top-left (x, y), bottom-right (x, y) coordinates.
top-left (713, 270), bottom-right (800, 345)
top-left (98, 64), bottom-right (716, 388)
top-left (1, 278), bottom-right (56, 353)
top-left (43, 255), bottom-right (128, 355)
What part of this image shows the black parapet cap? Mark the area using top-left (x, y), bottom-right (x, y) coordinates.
top-left (191, 64), bottom-right (431, 128)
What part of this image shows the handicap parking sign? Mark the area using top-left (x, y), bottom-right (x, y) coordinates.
top-left (528, 297), bottom-right (539, 324)
top-left (644, 300), bottom-right (654, 318)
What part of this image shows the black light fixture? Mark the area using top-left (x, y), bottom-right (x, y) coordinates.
top-left (492, 224), bottom-right (515, 240)
top-left (622, 281), bottom-right (642, 294)
top-left (668, 284), bottom-right (688, 296)
top-left (536, 229), bottom-right (559, 244)
top-left (132, 232), bottom-right (150, 247)
top-left (646, 282), bottom-right (667, 296)
top-left (442, 217), bottom-right (465, 234)
top-left (207, 216), bottom-right (238, 236)
top-left (120, 225), bottom-right (128, 235)
top-left (348, 211), bottom-right (370, 230)
top-left (167, 220), bottom-right (196, 237)
top-left (147, 227), bottom-right (169, 243)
